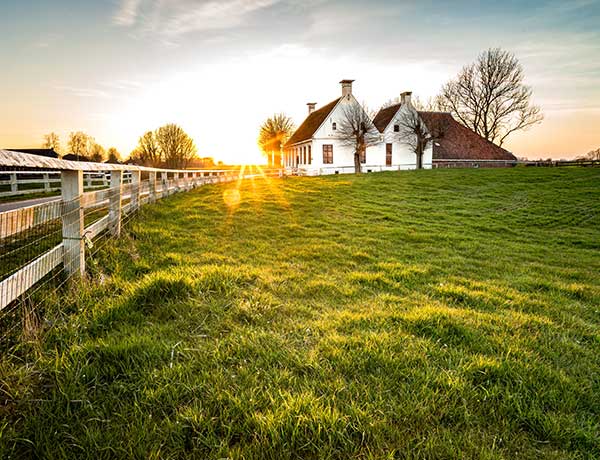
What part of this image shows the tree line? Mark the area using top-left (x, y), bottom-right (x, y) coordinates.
top-left (43, 131), bottom-right (122, 163)
top-left (258, 48), bottom-right (544, 172)
top-left (41, 123), bottom-right (200, 169)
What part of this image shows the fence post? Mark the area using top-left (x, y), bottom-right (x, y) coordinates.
top-left (130, 170), bottom-right (141, 211)
top-left (61, 170), bottom-right (85, 277)
top-left (161, 172), bottom-right (168, 198)
top-left (109, 171), bottom-right (123, 237)
top-left (149, 171), bottom-right (156, 203)
top-left (10, 173), bottom-right (17, 193)
top-left (43, 173), bottom-right (50, 191)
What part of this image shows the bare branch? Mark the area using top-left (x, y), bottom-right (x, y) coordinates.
top-left (437, 48), bottom-right (543, 145)
top-left (336, 103), bottom-right (380, 173)
top-left (395, 107), bottom-right (449, 169)
top-left (42, 132), bottom-right (61, 152)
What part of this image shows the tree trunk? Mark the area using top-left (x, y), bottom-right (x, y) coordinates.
top-left (416, 143), bottom-right (424, 169)
top-left (354, 151), bottom-right (362, 174)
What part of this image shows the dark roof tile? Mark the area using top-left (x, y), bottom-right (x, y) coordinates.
top-left (285, 98), bottom-right (341, 146)
top-left (373, 103), bottom-right (401, 133)
top-left (418, 111), bottom-right (517, 161)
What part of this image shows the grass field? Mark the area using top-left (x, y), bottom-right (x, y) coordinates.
top-left (1, 167), bottom-right (599, 459)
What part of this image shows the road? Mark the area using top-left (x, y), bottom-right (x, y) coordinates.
top-left (0, 196), bottom-right (59, 213)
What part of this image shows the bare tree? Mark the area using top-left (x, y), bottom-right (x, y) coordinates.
top-left (395, 107), bottom-right (449, 169)
top-left (581, 147), bottom-right (600, 161)
top-left (258, 113), bottom-right (295, 166)
top-left (381, 95), bottom-right (438, 111)
top-left (130, 131), bottom-right (161, 166)
top-left (89, 143), bottom-right (106, 163)
top-left (337, 103), bottom-right (380, 173)
top-left (43, 132), bottom-right (60, 152)
top-left (67, 131), bottom-right (93, 160)
top-left (437, 48), bottom-right (543, 146)
top-left (155, 124), bottom-right (197, 169)
top-left (106, 147), bottom-right (121, 164)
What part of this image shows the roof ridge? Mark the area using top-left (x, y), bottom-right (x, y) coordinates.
top-left (285, 97), bottom-right (342, 147)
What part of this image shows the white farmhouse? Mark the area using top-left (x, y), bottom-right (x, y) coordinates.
top-left (283, 80), bottom-right (378, 175)
top-left (283, 81), bottom-right (431, 175)
top-left (283, 80), bottom-right (517, 174)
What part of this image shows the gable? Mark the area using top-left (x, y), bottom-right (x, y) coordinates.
top-left (285, 98), bottom-right (341, 146)
top-left (373, 103), bottom-right (401, 133)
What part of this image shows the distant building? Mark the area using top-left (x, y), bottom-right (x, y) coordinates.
top-left (283, 80), bottom-right (517, 175)
top-left (62, 153), bottom-right (90, 162)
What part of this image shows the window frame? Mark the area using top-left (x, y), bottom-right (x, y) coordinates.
top-left (322, 144), bottom-right (333, 164)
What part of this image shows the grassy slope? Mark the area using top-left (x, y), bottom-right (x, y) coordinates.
top-left (1, 168), bottom-right (599, 459)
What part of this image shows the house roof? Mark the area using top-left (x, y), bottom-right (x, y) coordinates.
top-left (285, 98), bottom-right (341, 147)
top-left (372, 104), bottom-right (516, 161)
top-left (373, 103), bottom-right (401, 133)
top-left (418, 111), bottom-right (517, 161)
top-left (6, 148), bottom-right (59, 158)
top-left (62, 153), bottom-right (90, 162)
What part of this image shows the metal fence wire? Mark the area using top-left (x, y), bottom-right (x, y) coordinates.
top-left (0, 166), bottom-right (281, 350)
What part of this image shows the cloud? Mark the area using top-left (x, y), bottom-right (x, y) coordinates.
top-left (114, 0), bottom-right (283, 35)
top-left (114, 0), bottom-right (143, 26)
top-left (32, 33), bottom-right (62, 49)
top-left (54, 85), bottom-right (113, 99)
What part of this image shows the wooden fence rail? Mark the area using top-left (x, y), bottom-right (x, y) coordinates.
top-left (0, 171), bottom-right (130, 198)
top-left (0, 150), bottom-right (282, 311)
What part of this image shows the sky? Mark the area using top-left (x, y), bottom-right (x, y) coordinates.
top-left (0, 0), bottom-right (599, 164)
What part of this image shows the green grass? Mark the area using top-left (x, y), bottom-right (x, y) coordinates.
top-left (1, 168), bottom-right (599, 459)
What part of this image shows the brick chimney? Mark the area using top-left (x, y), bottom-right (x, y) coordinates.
top-left (401, 91), bottom-right (412, 105)
top-left (307, 102), bottom-right (317, 115)
top-left (340, 79), bottom-right (354, 98)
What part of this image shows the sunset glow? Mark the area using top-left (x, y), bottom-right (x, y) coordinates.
top-left (1, 1), bottom-right (599, 162)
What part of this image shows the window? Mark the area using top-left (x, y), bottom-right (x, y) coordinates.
top-left (394, 124), bottom-right (400, 132)
top-left (359, 149), bottom-right (366, 164)
top-left (386, 143), bottom-right (392, 166)
top-left (323, 144), bottom-right (333, 164)
top-left (308, 145), bottom-right (312, 164)
top-left (332, 122), bottom-right (337, 131)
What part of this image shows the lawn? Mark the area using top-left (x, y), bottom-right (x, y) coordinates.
top-left (1, 167), bottom-right (599, 459)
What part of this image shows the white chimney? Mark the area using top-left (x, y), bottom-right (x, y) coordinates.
top-left (401, 91), bottom-right (412, 105)
top-left (307, 102), bottom-right (317, 115)
top-left (340, 79), bottom-right (354, 98)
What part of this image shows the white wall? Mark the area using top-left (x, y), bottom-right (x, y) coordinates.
top-left (378, 104), bottom-right (433, 169)
top-left (285, 93), bottom-right (433, 175)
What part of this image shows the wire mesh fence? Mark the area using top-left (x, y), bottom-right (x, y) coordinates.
top-left (0, 166), bottom-right (284, 350)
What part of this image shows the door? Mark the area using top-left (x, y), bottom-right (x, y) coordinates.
top-left (386, 143), bottom-right (392, 166)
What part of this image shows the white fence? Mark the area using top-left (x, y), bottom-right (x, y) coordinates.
top-left (290, 163), bottom-right (433, 176)
top-left (0, 150), bottom-right (281, 312)
top-left (0, 170), bottom-right (133, 198)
